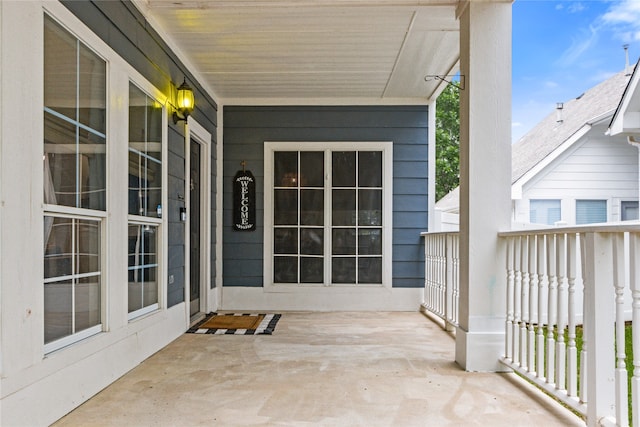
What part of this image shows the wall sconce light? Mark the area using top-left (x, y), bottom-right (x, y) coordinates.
top-left (172, 78), bottom-right (195, 124)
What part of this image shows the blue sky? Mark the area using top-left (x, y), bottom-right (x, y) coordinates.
top-left (512, 0), bottom-right (640, 141)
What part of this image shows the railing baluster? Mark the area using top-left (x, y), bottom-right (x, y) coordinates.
top-left (506, 236), bottom-right (514, 362)
top-left (521, 235), bottom-right (530, 371)
top-left (613, 233), bottom-right (629, 426)
top-left (555, 233), bottom-right (567, 393)
top-left (630, 232), bottom-right (640, 427)
top-left (452, 234), bottom-right (459, 326)
top-left (579, 232), bottom-right (588, 405)
top-left (567, 232), bottom-right (578, 398)
top-left (445, 233), bottom-right (454, 330)
top-left (528, 235), bottom-right (538, 374)
top-left (537, 234), bottom-right (547, 380)
top-left (438, 235), bottom-right (449, 319)
top-left (513, 235), bottom-right (522, 367)
top-left (546, 233), bottom-right (557, 386)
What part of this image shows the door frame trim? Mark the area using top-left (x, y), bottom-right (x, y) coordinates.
top-left (185, 118), bottom-right (212, 324)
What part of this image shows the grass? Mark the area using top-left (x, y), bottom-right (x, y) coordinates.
top-left (571, 324), bottom-right (633, 424)
top-left (517, 323), bottom-right (633, 424)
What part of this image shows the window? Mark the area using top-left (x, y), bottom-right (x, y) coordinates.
top-left (265, 142), bottom-right (391, 287)
top-left (622, 201), bottom-right (639, 221)
top-left (529, 199), bottom-right (561, 225)
top-left (127, 83), bottom-right (163, 319)
top-left (576, 200), bottom-right (607, 225)
top-left (43, 15), bottom-right (106, 352)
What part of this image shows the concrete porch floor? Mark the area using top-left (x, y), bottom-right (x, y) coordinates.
top-left (53, 312), bottom-right (584, 426)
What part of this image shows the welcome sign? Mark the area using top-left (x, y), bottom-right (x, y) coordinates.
top-left (233, 170), bottom-right (256, 231)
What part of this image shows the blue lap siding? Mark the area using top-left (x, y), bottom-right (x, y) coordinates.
top-left (61, 0), bottom-right (218, 307)
top-left (223, 106), bottom-right (428, 288)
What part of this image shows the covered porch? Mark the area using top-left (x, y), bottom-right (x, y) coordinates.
top-left (52, 311), bottom-right (582, 426)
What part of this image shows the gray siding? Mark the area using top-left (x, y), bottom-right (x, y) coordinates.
top-left (223, 106), bottom-right (428, 288)
top-left (62, 0), bottom-right (218, 307)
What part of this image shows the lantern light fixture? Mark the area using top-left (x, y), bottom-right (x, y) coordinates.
top-left (172, 78), bottom-right (195, 124)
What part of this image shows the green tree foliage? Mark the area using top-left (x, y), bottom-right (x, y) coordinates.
top-left (435, 83), bottom-right (460, 201)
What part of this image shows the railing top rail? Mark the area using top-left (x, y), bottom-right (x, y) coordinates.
top-left (498, 221), bottom-right (640, 237)
top-left (420, 231), bottom-right (460, 237)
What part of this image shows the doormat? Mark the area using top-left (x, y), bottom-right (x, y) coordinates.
top-left (187, 313), bottom-right (281, 335)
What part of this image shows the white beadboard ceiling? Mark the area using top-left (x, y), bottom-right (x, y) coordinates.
top-left (133, 0), bottom-right (460, 103)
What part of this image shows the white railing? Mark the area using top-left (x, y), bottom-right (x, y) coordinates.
top-left (421, 231), bottom-right (459, 330)
top-left (500, 225), bottom-right (640, 427)
top-left (422, 225), bottom-right (640, 427)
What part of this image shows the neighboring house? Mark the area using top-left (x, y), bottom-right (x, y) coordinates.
top-left (434, 68), bottom-right (639, 230)
top-left (609, 59), bottom-right (640, 180)
top-left (0, 1), bottom-right (514, 425)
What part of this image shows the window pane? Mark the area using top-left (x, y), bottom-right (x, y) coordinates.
top-left (274, 189), bottom-right (298, 225)
top-left (274, 256), bottom-right (297, 283)
top-left (622, 201), bottom-right (639, 221)
top-left (332, 257), bottom-right (356, 283)
top-left (77, 220), bottom-right (100, 275)
top-left (359, 229), bottom-right (382, 255)
top-left (275, 152), bottom-right (298, 187)
top-left (78, 44), bottom-right (106, 134)
top-left (75, 276), bottom-right (101, 333)
top-left (300, 257), bottom-right (323, 283)
top-left (129, 84), bottom-right (163, 218)
top-left (358, 152), bottom-right (382, 187)
top-left (146, 159), bottom-right (162, 217)
top-left (301, 228), bottom-right (323, 255)
top-left (129, 151), bottom-right (145, 216)
top-left (128, 225), bottom-right (158, 313)
top-left (576, 200), bottom-right (607, 225)
top-left (359, 258), bottom-right (382, 283)
top-left (44, 18), bottom-right (106, 211)
top-left (300, 189), bottom-right (323, 225)
top-left (332, 152), bottom-right (356, 187)
top-left (332, 189), bottom-right (355, 226)
top-left (44, 216), bottom-right (73, 279)
top-left (44, 16), bottom-right (77, 120)
top-left (44, 280), bottom-right (73, 344)
top-left (300, 152), bottom-right (324, 187)
top-left (332, 229), bottom-right (356, 255)
top-left (358, 189), bottom-right (382, 226)
top-left (529, 199), bottom-right (560, 225)
top-left (78, 129), bottom-right (106, 210)
top-left (44, 112), bottom-right (77, 207)
top-left (274, 228), bottom-right (298, 254)
top-left (142, 265), bottom-right (158, 307)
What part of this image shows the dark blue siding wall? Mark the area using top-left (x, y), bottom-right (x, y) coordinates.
top-left (223, 106), bottom-right (428, 288)
top-left (62, 1), bottom-right (218, 306)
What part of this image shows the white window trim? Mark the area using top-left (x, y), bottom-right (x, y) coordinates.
top-left (42, 3), bottom-right (169, 353)
top-left (126, 81), bottom-right (168, 321)
top-left (263, 141), bottom-right (393, 293)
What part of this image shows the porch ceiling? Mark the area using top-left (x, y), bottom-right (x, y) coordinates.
top-left (133, 0), bottom-right (460, 103)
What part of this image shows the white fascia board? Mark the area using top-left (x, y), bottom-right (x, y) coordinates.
top-left (610, 68), bottom-right (640, 136)
top-left (511, 124), bottom-right (592, 199)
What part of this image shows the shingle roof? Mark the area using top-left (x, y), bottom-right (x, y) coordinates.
top-left (511, 69), bottom-right (632, 183)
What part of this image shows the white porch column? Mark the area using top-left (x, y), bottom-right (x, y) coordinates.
top-left (456, 1), bottom-right (512, 372)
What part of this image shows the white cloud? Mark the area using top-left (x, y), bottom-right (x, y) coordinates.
top-left (602, 0), bottom-right (640, 24)
top-left (568, 2), bottom-right (586, 13)
top-left (601, 0), bottom-right (640, 42)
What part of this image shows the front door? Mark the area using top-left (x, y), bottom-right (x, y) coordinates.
top-left (189, 138), bottom-right (201, 317)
